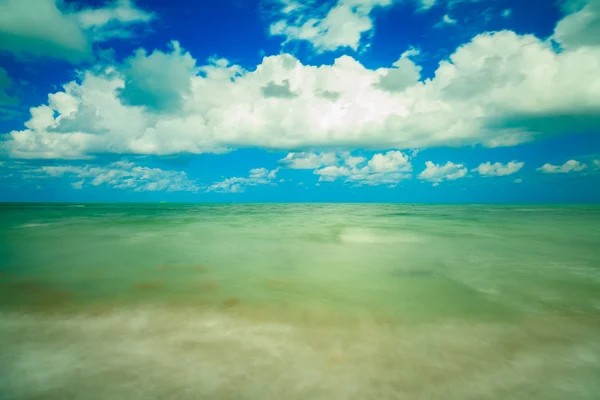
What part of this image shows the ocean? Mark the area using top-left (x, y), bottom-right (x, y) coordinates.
top-left (1, 203), bottom-right (599, 399)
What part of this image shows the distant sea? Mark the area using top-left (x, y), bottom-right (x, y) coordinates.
top-left (1, 203), bottom-right (600, 399)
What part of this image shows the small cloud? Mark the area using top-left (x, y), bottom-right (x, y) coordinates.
top-left (71, 180), bottom-right (84, 190)
top-left (514, 178), bottom-right (523, 183)
top-left (436, 14), bottom-right (457, 28)
top-left (502, 9), bottom-right (512, 18)
top-left (537, 160), bottom-right (587, 174)
top-left (418, 0), bottom-right (437, 11)
top-left (473, 161), bottom-right (524, 177)
top-left (418, 161), bottom-right (467, 185)
top-left (279, 152), bottom-right (338, 169)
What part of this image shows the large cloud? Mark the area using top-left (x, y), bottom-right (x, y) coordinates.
top-left (0, 0), bottom-right (153, 63)
top-left (2, 3), bottom-right (600, 159)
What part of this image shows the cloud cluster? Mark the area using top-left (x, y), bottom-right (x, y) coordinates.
top-left (418, 161), bottom-right (467, 186)
top-left (207, 168), bottom-right (279, 193)
top-left (278, 150), bottom-right (413, 186)
top-left (2, 0), bottom-right (600, 162)
top-left (0, 0), bottom-right (153, 63)
top-left (34, 160), bottom-right (201, 192)
top-left (312, 150), bottom-right (412, 186)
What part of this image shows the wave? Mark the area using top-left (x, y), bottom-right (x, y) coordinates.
top-left (18, 223), bottom-right (51, 228)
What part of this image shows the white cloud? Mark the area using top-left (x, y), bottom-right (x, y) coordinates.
top-left (537, 160), bottom-right (587, 174)
top-left (0, 0), bottom-right (153, 63)
top-left (313, 150), bottom-right (412, 186)
top-left (34, 161), bottom-right (201, 192)
top-left (269, 0), bottom-right (393, 52)
top-left (502, 9), bottom-right (512, 18)
top-left (554, 0), bottom-right (600, 49)
top-left (473, 161), bottom-right (524, 177)
top-left (279, 151), bottom-right (339, 169)
top-left (594, 159), bottom-right (600, 169)
top-left (514, 178), bottom-right (523, 183)
top-left (418, 0), bottom-right (437, 11)
top-left (436, 14), bottom-right (457, 27)
top-left (75, 0), bottom-right (154, 42)
top-left (71, 180), bottom-right (84, 190)
top-left (207, 167), bottom-right (279, 193)
top-left (418, 161), bottom-right (467, 185)
top-left (3, 5), bottom-right (600, 159)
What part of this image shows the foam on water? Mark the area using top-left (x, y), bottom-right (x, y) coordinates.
top-left (338, 227), bottom-right (425, 244)
top-left (1, 307), bottom-right (599, 400)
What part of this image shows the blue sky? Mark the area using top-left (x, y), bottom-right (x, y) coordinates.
top-left (1, 0), bottom-right (599, 202)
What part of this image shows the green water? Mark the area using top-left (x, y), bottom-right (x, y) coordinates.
top-left (1, 203), bottom-right (600, 399)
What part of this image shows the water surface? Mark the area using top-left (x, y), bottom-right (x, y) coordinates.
top-left (1, 203), bottom-right (599, 399)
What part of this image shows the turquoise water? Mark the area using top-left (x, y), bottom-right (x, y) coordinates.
top-left (1, 203), bottom-right (600, 399)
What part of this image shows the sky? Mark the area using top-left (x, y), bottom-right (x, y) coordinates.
top-left (0, 0), bottom-right (599, 203)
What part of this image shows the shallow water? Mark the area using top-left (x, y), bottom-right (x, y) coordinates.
top-left (1, 203), bottom-right (600, 399)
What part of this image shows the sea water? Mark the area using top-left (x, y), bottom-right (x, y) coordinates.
top-left (1, 203), bottom-right (599, 399)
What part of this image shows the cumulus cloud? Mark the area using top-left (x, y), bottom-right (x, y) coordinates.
top-left (268, 0), bottom-right (393, 52)
top-left (118, 41), bottom-right (198, 112)
top-left (0, 0), bottom-right (153, 63)
top-left (594, 159), bottom-right (600, 169)
top-left (207, 167), bottom-right (279, 193)
top-left (33, 160), bottom-right (201, 192)
top-left (375, 48), bottom-right (421, 92)
top-left (537, 160), bottom-right (587, 174)
top-left (2, 4), bottom-right (600, 159)
top-left (313, 150), bottom-right (412, 186)
top-left (418, 161), bottom-right (467, 185)
top-left (473, 161), bottom-right (524, 177)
